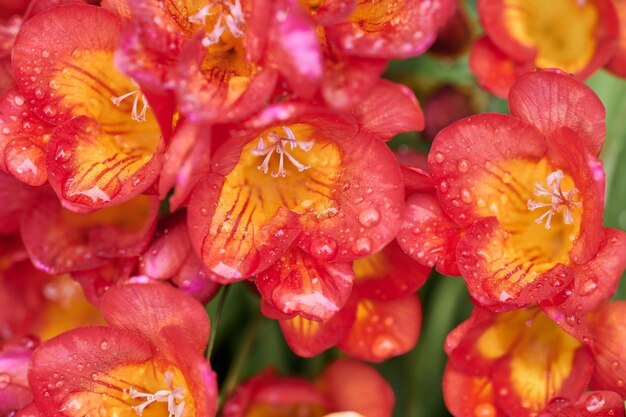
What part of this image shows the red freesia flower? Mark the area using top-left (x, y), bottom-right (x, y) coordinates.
top-left (1, 259), bottom-right (105, 343)
top-left (398, 70), bottom-right (626, 311)
top-left (276, 241), bottom-right (429, 361)
top-left (188, 80), bottom-right (420, 285)
top-left (470, 0), bottom-right (619, 97)
top-left (28, 283), bottom-right (218, 417)
top-left (444, 306), bottom-right (594, 417)
top-left (222, 358), bottom-right (394, 417)
top-left (7, 4), bottom-right (167, 210)
top-left (0, 340), bottom-right (35, 416)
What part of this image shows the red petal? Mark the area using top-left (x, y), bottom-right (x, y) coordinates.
top-left (509, 71), bottom-right (606, 157)
top-left (428, 113), bottom-right (547, 227)
top-left (588, 302), bottom-right (626, 396)
top-left (267, 0), bottom-right (323, 98)
top-left (423, 85), bottom-right (474, 141)
top-left (279, 304), bottom-right (355, 357)
top-left (159, 326), bottom-right (218, 417)
top-left (401, 166), bottom-right (435, 194)
top-left (21, 193), bottom-right (158, 273)
top-left (188, 173), bottom-right (302, 281)
top-left (326, 0), bottom-right (455, 59)
top-left (351, 79), bottom-right (424, 141)
top-left (321, 53), bottom-right (386, 110)
top-left (175, 36), bottom-right (278, 124)
top-left (353, 240), bottom-right (430, 300)
top-left (0, 86), bottom-right (53, 186)
top-left (397, 193), bottom-right (462, 276)
top-left (457, 217), bottom-right (574, 307)
top-left (296, 129), bottom-right (405, 263)
top-left (256, 246), bottom-right (354, 321)
top-left (545, 128), bottom-right (605, 265)
top-left (158, 120), bottom-right (212, 210)
top-left (46, 116), bottom-right (163, 211)
top-left (338, 295), bottom-right (422, 362)
top-left (28, 326), bottom-right (152, 416)
top-left (542, 391), bottom-right (625, 417)
top-left (469, 36), bottom-right (530, 99)
top-left (606, 0), bottom-right (626, 77)
top-left (100, 283), bottom-right (210, 352)
top-left (443, 362), bottom-right (504, 417)
top-left (319, 358), bottom-right (394, 417)
top-left (0, 171), bottom-right (38, 234)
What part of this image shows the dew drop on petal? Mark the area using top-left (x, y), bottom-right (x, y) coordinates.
top-left (0, 373), bottom-right (10, 388)
top-left (585, 393), bottom-right (605, 412)
top-left (351, 237), bottom-right (372, 256)
top-left (13, 95), bottom-right (24, 106)
top-left (99, 340), bottom-right (109, 351)
top-left (579, 276), bottom-right (598, 296)
top-left (473, 403), bottom-right (496, 417)
top-left (310, 237), bottom-right (338, 260)
top-left (358, 207), bottom-right (380, 227)
top-left (434, 152), bottom-right (445, 163)
top-left (457, 159), bottom-right (469, 173)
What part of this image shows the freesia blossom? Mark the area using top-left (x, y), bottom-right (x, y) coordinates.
top-left (28, 283), bottom-right (218, 417)
top-left (398, 70), bottom-right (626, 311)
top-left (222, 358), bottom-right (394, 417)
top-left (470, 0), bottom-right (620, 97)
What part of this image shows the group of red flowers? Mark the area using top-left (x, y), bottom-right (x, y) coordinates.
top-left (1, 0), bottom-right (626, 416)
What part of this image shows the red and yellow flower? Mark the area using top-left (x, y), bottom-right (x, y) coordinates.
top-left (222, 358), bottom-right (394, 417)
top-left (275, 241), bottom-right (429, 361)
top-left (28, 283), bottom-right (218, 417)
top-left (470, 0), bottom-right (620, 97)
top-left (444, 306), bottom-right (595, 417)
top-left (4, 4), bottom-right (167, 210)
top-left (398, 70), bottom-right (626, 311)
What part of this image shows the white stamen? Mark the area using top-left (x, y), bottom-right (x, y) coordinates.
top-left (128, 371), bottom-right (185, 417)
top-left (527, 170), bottom-right (582, 229)
top-left (111, 89), bottom-right (149, 123)
top-left (251, 126), bottom-right (313, 177)
top-left (188, 0), bottom-right (245, 46)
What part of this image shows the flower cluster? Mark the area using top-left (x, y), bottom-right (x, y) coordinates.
top-left (0, 0), bottom-right (625, 417)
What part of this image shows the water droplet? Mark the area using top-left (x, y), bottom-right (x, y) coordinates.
top-left (439, 180), bottom-right (448, 193)
top-left (502, 172), bottom-right (512, 184)
top-left (351, 237), bottom-right (372, 256)
top-left (310, 237), bottom-right (338, 260)
top-left (579, 276), bottom-right (598, 296)
top-left (13, 95), bottom-right (24, 106)
top-left (99, 340), bottom-right (109, 350)
top-left (34, 88), bottom-right (44, 99)
top-left (585, 393), bottom-right (605, 412)
top-left (1, 127), bottom-right (9, 135)
top-left (457, 159), bottom-right (470, 173)
top-left (565, 315), bottom-right (577, 326)
top-left (460, 188), bottom-right (473, 203)
top-left (371, 335), bottom-right (399, 357)
top-left (358, 207), bottom-right (380, 227)
top-left (54, 147), bottom-right (71, 163)
top-left (42, 50), bottom-right (50, 58)
top-left (473, 403), bottom-right (496, 417)
top-left (434, 152), bottom-right (445, 163)
top-left (0, 373), bottom-right (10, 388)
top-left (42, 105), bottom-right (57, 117)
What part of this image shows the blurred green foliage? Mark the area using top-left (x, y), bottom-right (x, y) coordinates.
top-left (204, 1), bottom-right (626, 415)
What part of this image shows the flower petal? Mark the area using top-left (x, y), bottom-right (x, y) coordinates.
top-left (397, 193), bottom-right (462, 276)
top-left (508, 71), bottom-right (606, 157)
top-left (256, 246), bottom-right (354, 321)
top-left (0, 86), bottom-right (54, 186)
top-left (100, 283), bottom-right (210, 352)
top-left (279, 304), bottom-right (355, 357)
top-left (469, 36), bottom-right (531, 99)
top-left (326, 0), bottom-right (456, 59)
top-left (351, 79), bottom-right (424, 141)
top-left (588, 301), bottom-right (626, 396)
top-left (319, 359), bottom-right (394, 417)
top-left (338, 295), bottom-right (422, 362)
top-left (21, 193), bottom-right (158, 273)
top-left (0, 171), bottom-right (38, 234)
top-left (443, 362), bottom-right (504, 417)
top-left (353, 240), bottom-right (430, 300)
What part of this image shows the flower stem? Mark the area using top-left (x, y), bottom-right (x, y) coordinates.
top-left (206, 284), bottom-right (231, 360)
top-left (220, 312), bottom-right (262, 402)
